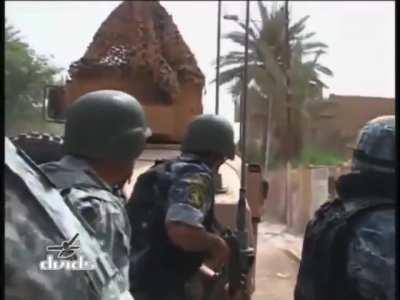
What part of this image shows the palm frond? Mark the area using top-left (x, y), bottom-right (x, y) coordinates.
top-left (289, 15), bottom-right (310, 36)
top-left (237, 21), bottom-right (259, 41)
top-left (228, 79), bottom-right (243, 98)
top-left (210, 65), bottom-right (244, 86)
top-left (310, 77), bottom-right (329, 89)
top-left (302, 42), bottom-right (328, 51)
top-left (314, 64), bottom-right (334, 76)
top-left (222, 31), bottom-right (245, 45)
top-left (248, 64), bottom-right (285, 102)
top-left (257, 0), bottom-right (269, 25)
top-left (222, 31), bottom-right (258, 50)
top-left (251, 19), bottom-right (262, 36)
top-left (301, 32), bottom-right (316, 40)
top-left (218, 50), bottom-right (259, 69)
top-left (216, 1), bottom-right (334, 148)
top-left (306, 49), bottom-right (327, 56)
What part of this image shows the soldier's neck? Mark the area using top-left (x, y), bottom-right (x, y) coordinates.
top-left (189, 153), bottom-right (224, 173)
top-left (87, 159), bottom-right (133, 187)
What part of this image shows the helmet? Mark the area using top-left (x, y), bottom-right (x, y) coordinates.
top-left (181, 114), bottom-right (235, 159)
top-left (64, 90), bottom-right (151, 161)
top-left (351, 115), bottom-right (395, 173)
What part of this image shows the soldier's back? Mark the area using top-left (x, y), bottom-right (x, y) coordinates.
top-left (295, 178), bottom-right (395, 300)
top-left (5, 142), bottom-right (94, 300)
top-left (5, 138), bottom-right (134, 300)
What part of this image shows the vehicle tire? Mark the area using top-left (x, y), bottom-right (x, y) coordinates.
top-left (9, 132), bottom-right (65, 165)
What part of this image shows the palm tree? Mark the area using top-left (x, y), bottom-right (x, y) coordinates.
top-left (215, 1), bottom-right (333, 168)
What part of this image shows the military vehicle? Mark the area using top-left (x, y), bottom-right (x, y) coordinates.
top-left (9, 1), bottom-right (267, 299)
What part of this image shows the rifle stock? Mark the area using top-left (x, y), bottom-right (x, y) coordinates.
top-left (224, 189), bottom-right (255, 297)
top-left (204, 230), bottom-right (254, 300)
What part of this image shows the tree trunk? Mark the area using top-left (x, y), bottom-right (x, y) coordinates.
top-left (264, 96), bottom-right (273, 172)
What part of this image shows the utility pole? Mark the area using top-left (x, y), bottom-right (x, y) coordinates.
top-left (284, 0), bottom-right (292, 161)
top-left (284, 0), bottom-right (293, 227)
top-left (215, 0), bottom-right (222, 115)
top-left (240, 0), bottom-right (250, 191)
top-left (235, 3), bottom-right (254, 298)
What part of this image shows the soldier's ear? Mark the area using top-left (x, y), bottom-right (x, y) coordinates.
top-left (106, 127), bottom-right (149, 160)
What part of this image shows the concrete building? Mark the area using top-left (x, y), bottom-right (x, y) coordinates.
top-left (305, 94), bottom-right (395, 157)
top-left (235, 92), bottom-right (395, 163)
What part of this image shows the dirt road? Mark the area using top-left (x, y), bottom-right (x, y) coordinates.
top-left (253, 222), bottom-right (303, 300)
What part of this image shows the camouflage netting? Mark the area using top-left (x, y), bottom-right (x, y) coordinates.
top-left (69, 1), bottom-right (205, 101)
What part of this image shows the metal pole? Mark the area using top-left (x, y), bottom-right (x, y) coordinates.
top-left (215, 0), bottom-right (222, 115)
top-left (234, 6), bottom-right (255, 297)
top-left (284, 0), bottom-right (292, 226)
top-left (284, 0), bottom-right (292, 160)
top-left (240, 0), bottom-right (250, 190)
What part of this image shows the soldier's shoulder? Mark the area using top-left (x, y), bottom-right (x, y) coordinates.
top-left (350, 208), bottom-right (395, 239)
top-left (39, 157), bottom-right (71, 174)
top-left (68, 186), bottom-right (117, 202)
top-left (66, 188), bottom-right (127, 226)
top-left (177, 154), bottom-right (211, 169)
top-left (172, 165), bottom-right (213, 191)
top-left (301, 198), bottom-right (346, 243)
top-left (346, 207), bottom-right (395, 298)
top-left (5, 169), bottom-right (92, 299)
top-left (171, 158), bottom-right (212, 177)
top-left (310, 198), bottom-right (344, 224)
top-left (347, 209), bottom-right (395, 262)
top-left (39, 159), bottom-right (60, 169)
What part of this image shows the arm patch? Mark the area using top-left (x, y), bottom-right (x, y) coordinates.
top-left (186, 174), bottom-right (210, 209)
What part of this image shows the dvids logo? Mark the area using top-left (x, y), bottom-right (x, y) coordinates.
top-left (39, 234), bottom-right (96, 271)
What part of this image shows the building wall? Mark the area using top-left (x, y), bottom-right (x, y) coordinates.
top-left (236, 92), bottom-right (395, 162)
top-left (238, 88), bottom-right (269, 162)
top-left (306, 94), bottom-right (395, 157)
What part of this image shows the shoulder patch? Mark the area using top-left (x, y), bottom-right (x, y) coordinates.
top-left (186, 174), bottom-right (210, 209)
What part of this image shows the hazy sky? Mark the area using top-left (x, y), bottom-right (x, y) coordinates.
top-left (5, 1), bottom-right (395, 132)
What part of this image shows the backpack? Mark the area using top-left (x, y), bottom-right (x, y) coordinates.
top-left (126, 159), bottom-right (172, 253)
top-left (295, 196), bottom-right (394, 300)
top-left (126, 158), bottom-right (219, 291)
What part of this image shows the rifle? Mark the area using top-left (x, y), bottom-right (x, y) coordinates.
top-left (203, 188), bottom-right (254, 300)
top-left (224, 188), bottom-right (255, 298)
top-left (224, 0), bottom-right (255, 298)
top-left (225, 0), bottom-right (255, 294)
top-left (205, 0), bottom-right (254, 299)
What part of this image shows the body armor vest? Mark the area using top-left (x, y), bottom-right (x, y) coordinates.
top-left (127, 158), bottom-right (215, 292)
top-left (295, 195), bottom-right (394, 300)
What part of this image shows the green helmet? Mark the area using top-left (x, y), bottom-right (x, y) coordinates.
top-left (181, 114), bottom-right (235, 159)
top-left (64, 90), bottom-right (151, 161)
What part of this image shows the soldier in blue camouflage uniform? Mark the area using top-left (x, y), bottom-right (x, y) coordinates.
top-left (40, 90), bottom-right (152, 294)
top-left (295, 115), bottom-right (395, 300)
top-left (5, 137), bottom-right (134, 300)
top-left (127, 114), bottom-right (236, 300)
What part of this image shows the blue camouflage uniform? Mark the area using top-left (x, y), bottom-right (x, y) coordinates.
top-left (346, 207), bottom-right (395, 300)
top-left (128, 153), bottom-right (217, 300)
top-left (40, 155), bottom-right (132, 292)
top-left (295, 171), bottom-right (395, 300)
top-left (166, 154), bottom-right (215, 229)
top-left (5, 138), bottom-right (134, 300)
